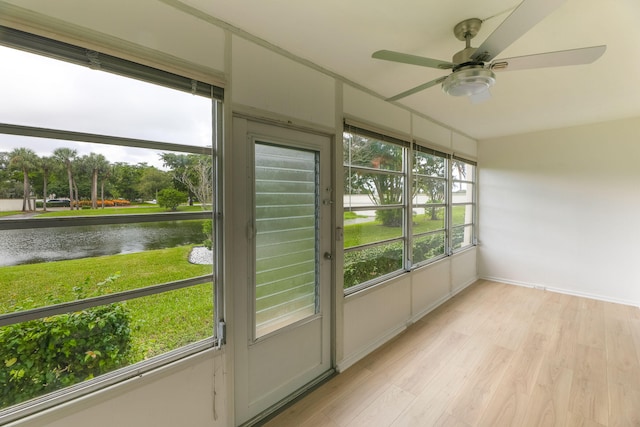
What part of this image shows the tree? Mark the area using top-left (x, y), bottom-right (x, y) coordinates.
top-left (100, 164), bottom-right (114, 209)
top-left (414, 152), bottom-right (446, 220)
top-left (70, 159), bottom-right (84, 210)
top-left (344, 133), bottom-right (403, 226)
top-left (137, 166), bottom-right (172, 201)
top-left (0, 151), bottom-right (20, 199)
top-left (38, 156), bottom-right (56, 211)
top-left (110, 162), bottom-right (145, 202)
top-left (157, 188), bottom-right (187, 211)
top-left (80, 153), bottom-right (110, 209)
top-left (178, 155), bottom-right (212, 210)
top-left (53, 147), bottom-right (78, 210)
top-left (8, 147), bottom-right (37, 211)
top-left (159, 153), bottom-right (193, 204)
top-left (160, 153), bottom-right (212, 210)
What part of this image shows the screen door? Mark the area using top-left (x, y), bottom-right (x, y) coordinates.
top-left (233, 118), bottom-right (332, 425)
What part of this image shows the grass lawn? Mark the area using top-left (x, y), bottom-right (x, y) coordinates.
top-left (344, 211), bottom-right (367, 220)
top-left (0, 211), bottom-right (21, 217)
top-left (0, 246), bottom-right (213, 359)
top-left (344, 206), bottom-right (467, 247)
top-left (34, 204), bottom-right (204, 217)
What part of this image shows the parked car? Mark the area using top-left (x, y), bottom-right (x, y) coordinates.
top-left (45, 199), bottom-right (71, 207)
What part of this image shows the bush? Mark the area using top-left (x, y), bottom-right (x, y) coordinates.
top-left (344, 243), bottom-right (403, 289)
top-left (375, 209), bottom-right (403, 227)
top-left (0, 276), bottom-right (132, 408)
top-left (344, 234), bottom-right (446, 289)
top-left (452, 227), bottom-right (465, 249)
top-left (36, 199), bottom-right (70, 208)
top-left (202, 219), bottom-right (213, 250)
top-left (413, 234), bottom-right (445, 264)
top-left (157, 188), bottom-right (187, 211)
top-left (35, 199), bottom-right (131, 209)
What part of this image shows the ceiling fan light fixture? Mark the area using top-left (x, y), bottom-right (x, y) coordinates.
top-left (442, 67), bottom-right (496, 97)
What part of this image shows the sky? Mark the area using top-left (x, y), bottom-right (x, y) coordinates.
top-left (0, 45), bottom-right (212, 169)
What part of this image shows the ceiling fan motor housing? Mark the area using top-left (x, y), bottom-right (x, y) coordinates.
top-left (442, 66), bottom-right (496, 96)
top-left (445, 18), bottom-right (495, 97)
top-left (452, 47), bottom-right (478, 65)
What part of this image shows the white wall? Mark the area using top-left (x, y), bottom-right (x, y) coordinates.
top-left (232, 35), bottom-right (335, 128)
top-left (478, 116), bottom-right (640, 306)
top-left (7, 351), bottom-right (227, 427)
top-left (413, 113), bottom-right (477, 158)
top-left (0, 199), bottom-right (32, 212)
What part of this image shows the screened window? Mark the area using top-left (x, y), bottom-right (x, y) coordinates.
top-left (0, 27), bottom-right (222, 421)
top-left (343, 127), bottom-right (407, 293)
top-left (411, 146), bottom-right (448, 266)
top-left (451, 158), bottom-right (476, 250)
top-left (342, 123), bottom-right (477, 293)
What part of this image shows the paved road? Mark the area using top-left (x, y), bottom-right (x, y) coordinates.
top-left (0, 207), bottom-right (68, 220)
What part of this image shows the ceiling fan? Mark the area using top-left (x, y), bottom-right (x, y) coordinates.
top-left (372, 0), bottom-right (606, 103)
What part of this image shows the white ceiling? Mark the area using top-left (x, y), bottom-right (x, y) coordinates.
top-left (180, 0), bottom-right (640, 140)
top-left (3, 0), bottom-right (639, 140)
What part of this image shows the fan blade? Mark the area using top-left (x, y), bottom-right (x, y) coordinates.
top-left (469, 89), bottom-right (492, 104)
top-left (372, 50), bottom-right (454, 70)
top-left (471, 0), bottom-right (566, 62)
top-left (385, 76), bottom-right (448, 102)
top-left (490, 45), bottom-right (606, 71)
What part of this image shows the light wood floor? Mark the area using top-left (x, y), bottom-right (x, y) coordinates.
top-left (264, 280), bottom-right (640, 427)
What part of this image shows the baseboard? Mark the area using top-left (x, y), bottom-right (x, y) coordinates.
top-left (451, 275), bottom-right (480, 296)
top-left (481, 275), bottom-right (640, 308)
top-left (335, 323), bottom-right (407, 373)
top-left (409, 293), bottom-right (451, 324)
top-left (409, 275), bottom-right (479, 324)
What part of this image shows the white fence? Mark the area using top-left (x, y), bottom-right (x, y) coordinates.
top-left (0, 198), bottom-right (36, 212)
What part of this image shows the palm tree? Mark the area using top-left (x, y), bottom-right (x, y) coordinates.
top-left (8, 148), bottom-right (37, 211)
top-left (81, 153), bottom-right (110, 209)
top-left (53, 147), bottom-right (78, 210)
top-left (39, 156), bottom-right (55, 211)
top-left (100, 164), bottom-right (114, 209)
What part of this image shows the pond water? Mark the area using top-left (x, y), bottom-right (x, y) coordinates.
top-left (0, 220), bottom-right (206, 267)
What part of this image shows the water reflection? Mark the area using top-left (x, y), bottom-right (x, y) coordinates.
top-left (0, 220), bottom-right (206, 266)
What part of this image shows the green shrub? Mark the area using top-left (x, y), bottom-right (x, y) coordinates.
top-left (375, 209), bottom-right (403, 227)
top-left (0, 276), bottom-right (132, 408)
top-left (452, 227), bottom-right (465, 249)
top-left (344, 243), bottom-right (403, 289)
top-left (202, 219), bottom-right (213, 250)
top-left (344, 234), bottom-right (446, 289)
top-left (157, 188), bottom-right (187, 211)
top-left (413, 233), bottom-right (445, 263)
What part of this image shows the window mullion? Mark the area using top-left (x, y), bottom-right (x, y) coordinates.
top-left (405, 144), bottom-right (413, 270)
top-left (447, 157), bottom-right (453, 255)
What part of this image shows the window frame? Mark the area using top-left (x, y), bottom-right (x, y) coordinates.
top-left (0, 26), bottom-right (224, 423)
top-left (450, 156), bottom-right (477, 253)
top-left (409, 143), bottom-right (450, 268)
top-left (342, 121), bottom-right (477, 295)
top-left (342, 124), bottom-right (409, 295)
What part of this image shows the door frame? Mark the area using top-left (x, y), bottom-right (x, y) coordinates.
top-left (230, 116), bottom-right (335, 426)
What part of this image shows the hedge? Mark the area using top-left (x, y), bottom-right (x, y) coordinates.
top-left (0, 277), bottom-right (133, 408)
top-left (344, 242), bottom-right (403, 289)
top-left (35, 199), bottom-right (131, 208)
top-left (344, 233), bottom-right (446, 289)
